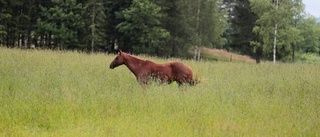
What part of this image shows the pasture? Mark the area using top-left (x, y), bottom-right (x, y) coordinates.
top-left (0, 48), bottom-right (319, 136)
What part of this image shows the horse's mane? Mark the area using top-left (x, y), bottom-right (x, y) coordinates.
top-left (123, 52), bottom-right (147, 64)
top-left (123, 52), bottom-right (158, 65)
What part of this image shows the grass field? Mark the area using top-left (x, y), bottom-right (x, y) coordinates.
top-left (0, 48), bottom-right (319, 136)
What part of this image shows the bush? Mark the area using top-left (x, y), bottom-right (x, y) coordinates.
top-left (295, 52), bottom-right (320, 64)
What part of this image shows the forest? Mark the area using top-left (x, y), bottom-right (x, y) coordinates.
top-left (0, 0), bottom-right (319, 62)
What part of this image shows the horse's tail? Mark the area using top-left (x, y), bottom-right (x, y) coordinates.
top-left (189, 74), bottom-right (201, 86)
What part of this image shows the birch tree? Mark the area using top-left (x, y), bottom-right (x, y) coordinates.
top-left (250, 0), bottom-right (303, 62)
top-left (192, 0), bottom-right (227, 60)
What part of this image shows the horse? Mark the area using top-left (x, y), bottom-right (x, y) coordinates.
top-left (109, 50), bottom-right (199, 86)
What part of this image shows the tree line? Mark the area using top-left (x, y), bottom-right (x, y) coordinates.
top-left (0, 0), bottom-right (319, 62)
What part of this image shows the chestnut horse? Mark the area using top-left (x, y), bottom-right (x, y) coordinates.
top-left (109, 50), bottom-right (198, 86)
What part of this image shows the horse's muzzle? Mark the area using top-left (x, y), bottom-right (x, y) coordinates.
top-left (110, 65), bottom-right (114, 69)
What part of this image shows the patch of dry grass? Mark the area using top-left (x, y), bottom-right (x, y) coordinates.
top-left (201, 47), bottom-right (256, 63)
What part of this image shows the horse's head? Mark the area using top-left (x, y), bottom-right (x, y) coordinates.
top-left (110, 50), bottom-right (125, 69)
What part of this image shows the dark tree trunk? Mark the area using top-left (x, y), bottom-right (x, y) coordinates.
top-left (255, 46), bottom-right (263, 64)
top-left (292, 44), bottom-right (295, 62)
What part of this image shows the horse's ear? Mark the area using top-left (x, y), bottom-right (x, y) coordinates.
top-left (118, 49), bottom-right (122, 55)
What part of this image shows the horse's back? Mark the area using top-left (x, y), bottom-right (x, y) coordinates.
top-left (170, 62), bottom-right (193, 80)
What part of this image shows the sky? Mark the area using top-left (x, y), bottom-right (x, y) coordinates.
top-left (303, 0), bottom-right (320, 17)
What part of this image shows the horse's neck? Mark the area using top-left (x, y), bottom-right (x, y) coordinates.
top-left (123, 54), bottom-right (147, 76)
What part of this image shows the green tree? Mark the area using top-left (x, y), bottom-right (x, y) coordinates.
top-left (0, 0), bottom-right (11, 45)
top-left (194, 0), bottom-right (227, 60)
top-left (1, 0), bottom-right (40, 48)
top-left (297, 14), bottom-right (320, 54)
top-left (116, 0), bottom-right (169, 55)
top-left (1, 0), bottom-right (25, 47)
top-left (227, 0), bottom-right (259, 61)
top-left (249, 0), bottom-right (304, 62)
top-left (158, 0), bottom-right (227, 58)
top-left (199, 0), bottom-right (227, 48)
top-left (156, 0), bottom-right (194, 57)
top-left (104, 0), bottom-right (132, 53)
top-left (87, 0), bottom-right (107, 52)
top-left (36, 0), bottom-right (86, 49)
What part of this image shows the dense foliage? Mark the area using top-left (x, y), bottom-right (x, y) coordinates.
top-left (0, 0), bottom-right (319, 61)
top-left (227, 0), bottom-right (320, 62)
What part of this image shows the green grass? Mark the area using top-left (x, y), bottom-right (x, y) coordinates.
top-left (0, 48), bottom-right (319, 136)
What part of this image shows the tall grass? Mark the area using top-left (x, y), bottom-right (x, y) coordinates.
top-left (0, 48), bottom-right (319, 136)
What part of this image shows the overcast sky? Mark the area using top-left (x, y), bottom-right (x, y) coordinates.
top-left (303, 0), bottom-right (320, 17)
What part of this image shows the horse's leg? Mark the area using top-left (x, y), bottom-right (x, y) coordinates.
top-left (180, 75), bottom-right (194, 86)
top-left (137, 75), bottom-right (149, 86)
top-left (135, 77), bottom-right (147, 90)
top-left (176, 77), bottom-right (195, 87)
top-left (188, 79), bottom-right (195, 86)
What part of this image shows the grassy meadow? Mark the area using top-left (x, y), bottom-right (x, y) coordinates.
top-left (0, 47), bottom-right (319, 136)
